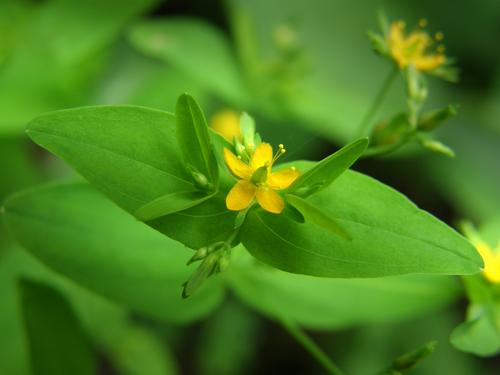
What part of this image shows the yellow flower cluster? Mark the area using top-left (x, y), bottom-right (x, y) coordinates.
top-left (388, 20), bottom-right (445, 72)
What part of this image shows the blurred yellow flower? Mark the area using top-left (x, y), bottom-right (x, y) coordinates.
top-left (475, 241), bottom-right (500, 283)
top-left (388, 20), bottom-right (445, 72)
top-left (224, 143), bottom-right (299, 214)
top-left (210, 110), bottom-right (242, 143)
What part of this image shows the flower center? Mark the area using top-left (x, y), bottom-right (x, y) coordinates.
top-left (250, 165), bottom-right (269, 186)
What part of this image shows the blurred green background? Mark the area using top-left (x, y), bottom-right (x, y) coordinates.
top-left (1, 0), bottom-right (499, 374)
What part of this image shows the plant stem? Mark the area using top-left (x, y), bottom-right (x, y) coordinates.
top-left (356, 66), bottom-right (398, 138)
top-left (281, 319), bottom-right (346, 375)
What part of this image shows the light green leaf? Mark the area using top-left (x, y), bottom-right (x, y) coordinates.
top-left (26, 105), bottom-right (193, 213)
top-left (450, 309), bottom-right (500, 357)
top-left (3, 182), bottom-right (224, 323)
top-left (241, 162), bottom-right (482, 278)
top-left (175, 94), bottom-right (219, 188)
top-left (19, 278), bottom-right (97, 375)
top-left (288, 138), bottom-right (368, 197)
top-left (0, 0), bottom-right (159, 133)
top-left (112, 326), bottom-right (179, 375)
top-left (286, 194), bottom-right (350, 239)
top-left (129, 18), bottom-right (249, 104)
top-left (228, 249), bottom-right (460, 329)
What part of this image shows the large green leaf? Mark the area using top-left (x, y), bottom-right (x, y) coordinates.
top-left (0, 244), bottom-right (178, 375)
top-left (241, 162), bottom-right (482, 278)
top-left (19, 279), bottom-right (97, 375)
top-left (26, 105), bottom-right (192, 213)
top-left (129, 18), bottom-right (249, 104)
top-left (3, 182), bottom-right (224, 323)
top-left (228, 249), bottom-right (460, 329)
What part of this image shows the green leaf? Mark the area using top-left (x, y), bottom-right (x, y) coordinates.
top-left (378, 341), bottom-right (437, 375)
top-left (241, 163), bottom-right (482, 278)
top-left (0, 244), bottom-right (178, 375)
top-left (148, 191), bottom-right (238, 250)
top-left (175, 94), bottom-right (219, 188)
top-left (0, 0), bottom-right (160, 133)
top-left (112, 326), bottom-right (179, 375)
top-left (287, 138), bottom-right (368, 197)
top-left (286, 194), bottom-right (350, 240)
top-left (450, 309), bottom-right (500, 357)
top-left (26, 105), bottom-right (193, 213)
top-left (129, 18), bottom-right (249, 104)
top-left (135, 190), bottom-right (216, 221)
top-left (3, 182), bottom-right (224, 323)
top-left (19, 278), bottom-right (97, 375)
top-left (228, 249), bottom-right (460, 329)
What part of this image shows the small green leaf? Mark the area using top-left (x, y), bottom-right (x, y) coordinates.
top-left (135, 190), bottom-right (216, 221)
top-left (286, 194), bottom-right (350, 240)
top-left (451, 310), bottom-right (500, 357)
top-left (19, 278), bottom-right (97, 375)
top-left (378, 341), bottom-right (437, 375)
top-left (418, 105), bottom-right (458, 132)
top-left (175, 94), bottom-right (219, 189)
top-left (418, 134), bottom-right (455, 157)
top-left (288, 138), bottom-right (368, 198)
top-left (3, 182), bottom-right (224, 323)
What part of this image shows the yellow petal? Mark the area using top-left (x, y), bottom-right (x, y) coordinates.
top-left (268, 167), bottom-right (299, 190)
top-left (251, 143), bottom-right (273, 170)
top-left (224, 148), bottom-right (252, 180)
top-left (210, 110), bottom-right (242, 143)
top-left (476, 241), bottom-right (500, 284)
top-left (226, 180), bottom-right (256, 211)
top-left (256, 187), bottom-right (284, 214)
top-left (414, 54), bottom-right (445, 71)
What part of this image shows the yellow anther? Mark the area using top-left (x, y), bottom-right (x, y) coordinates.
top-left (437, 45), bottom-right (445, 53)
top-left (435, 32), bottom-right (444, 41)
top-left (418, 18), bottom-right (427, 28)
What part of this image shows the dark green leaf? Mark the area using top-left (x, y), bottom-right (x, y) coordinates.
top-left (19, 278), bottom-right (97, 375)
top-left (3, 182), bottom-right (224, 323)
top-left (241, 163), bottom-right (482, 278)
top-left (175, 94), bottom-right (219, 188)
top-left (288, 138), bottom-right (368, 198)
top-left (378, 341), bottom-right (437, 375)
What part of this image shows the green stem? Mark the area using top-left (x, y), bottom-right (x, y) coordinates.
top-left (356, 66), bottom-right (398, 138)
top-left (281, 319), bottom-right (345, 375)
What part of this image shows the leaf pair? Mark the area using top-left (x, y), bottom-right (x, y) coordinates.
top-left (24, 101), bottom-right (482, 280)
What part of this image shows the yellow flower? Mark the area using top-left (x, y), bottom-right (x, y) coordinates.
top-left (388, 20), bottom-right (445, 72)
top-left (475, 241), bottom-right (500, 284)
top-left (224, 143), bottom-right (299, 214)
top-left (210, 110), bottom-right (242, 143)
